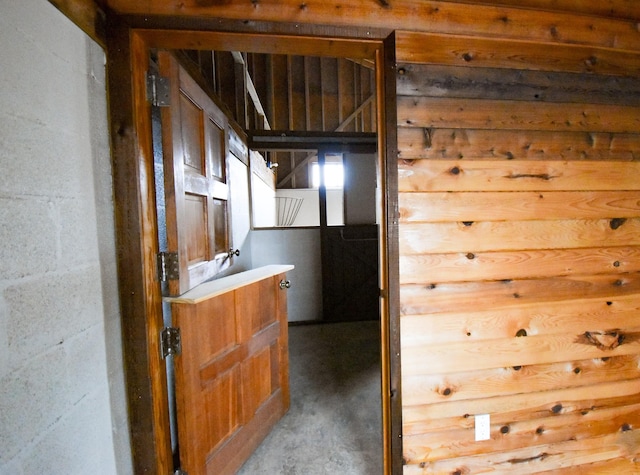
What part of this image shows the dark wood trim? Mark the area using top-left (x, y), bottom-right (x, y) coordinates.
top-left (248, 130), bottom-right (377, 151)
top-left (106, 18), bottom-right (173, 474)
top-left (379, 32), bottom-right (403, 475)
top-left (48, 0), bottom-right (107, 48)
top-left (118, 14), bottom-right (391, 42)
top-left (108, 24), bottom-right (396, 474)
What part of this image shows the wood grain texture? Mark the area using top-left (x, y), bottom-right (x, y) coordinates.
top-left (404, 430), bottom-right (640, 471)
top-left (452, 0), bottom-right (640, 22)
top-left (400, 246), bottom-right (640, 284)
top-left (48, 0), bottom-right (106, 47)
top-left (401, 327), bottom-right (640, 375)
top-left (401, 294), bottom-right (640, 346)
top-left (398, 159), bottom-right (640, 192)
top-left (399, 191), bottom-right (640, 223)
top-left (398, 96), bottom-right (640, 133)
top-left (397, 63), bottom-right (640, 105)
top-left (403, 379), bottom-right (640, 427)
top-left (396, 31), bottom-right (640, 75)
top-left (401, 354), bottom-right (640, 406)
top-left (404, 402), bottom-right (640, 461)
top-left (397, 128), bottom-right (640, 161)
top-left (107, 27), bottom-right (173, 474)
top-left (400, 276), bottom-right (640, 316)
top-left (105, 0), bottom-right (640, 53)
top-left (399, 219), bottom-right (640, 254)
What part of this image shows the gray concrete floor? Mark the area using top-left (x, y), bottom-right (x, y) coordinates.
top-left (238, 320), bottom-right (383, 475)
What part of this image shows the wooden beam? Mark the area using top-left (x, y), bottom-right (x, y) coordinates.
top-left (48, 0), bottom-right (106, 47)
top-left (232, 51), bottom-right (270, 130)
top-left (105, 0), bottom-right (640, 53)
top-left (105, 22), bottom-right (173, 474)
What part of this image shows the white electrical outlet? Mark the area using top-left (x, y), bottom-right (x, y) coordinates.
top-left (475, 414), bottom-right (491, 441)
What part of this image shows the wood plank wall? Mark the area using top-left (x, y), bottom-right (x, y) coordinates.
top-left (396, 37), bottom-right (640, 473)
top-left (91, 0), bottom-right (640, 472)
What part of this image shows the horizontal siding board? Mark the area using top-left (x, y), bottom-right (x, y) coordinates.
top-left (401, 295), bottom-right (640, 346)
top-left (405, 448), bottom-right (640, 475)
top-left (109, 1), bottom-right (640, 54)
top-left (397, 128), bottom-right (640, 161)
top-left (399, 191), bottom-right (640, 223)
top-left (398, 160), bottom-right (640, 192)
top-left (401, 355), bottom-right (640, 406)
top-left (403, 404), bottom-right (640, 462)
top-left (401, 326), bottom-right (640, 375)
top-left (402, 379), bottom-right (640, 427)
top-left (399, 246), bottom-right (640, 284)
top-left (398, 96), bottom-right (640, 133)
top-left (400, 276), bottom-right (640, 316)
top-left (456, 0), bottom-right (640, 23)
top-left (397, 63), bottom-right (640, 105)
top-left (396, 31), bottom-right (640, 76)
top-left (399, 219), bottom-right (640, 254)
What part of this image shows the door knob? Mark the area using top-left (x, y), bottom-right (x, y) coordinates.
top-left (279, 279), bottom-right (291, 289)
top-left (228, 248), bottom-right (240, 258)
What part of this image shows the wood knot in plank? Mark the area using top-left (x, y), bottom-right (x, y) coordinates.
top-left (506, 173), bottom-right (555, 181)
top-left (610, 218), bottom-right (627, 230)
top-left (575, 329), bottom-right (631, 351)
top-left (423, 128), bottom-right (433, 149)
top-left (505, 453), bottom-right (549, 465)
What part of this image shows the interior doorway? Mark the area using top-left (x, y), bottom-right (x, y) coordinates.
top-left (107, 26), bottom-right (400, 474)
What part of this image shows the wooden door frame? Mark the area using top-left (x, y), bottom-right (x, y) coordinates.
top-left (106, 20), bottom-right (401, 475)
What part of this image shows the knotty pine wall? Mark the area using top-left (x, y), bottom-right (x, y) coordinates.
top-left (396, 42), bottom-right (640, 472)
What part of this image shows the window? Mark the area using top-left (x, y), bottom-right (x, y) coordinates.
top-left (310, 154), bottom-right (344, 189)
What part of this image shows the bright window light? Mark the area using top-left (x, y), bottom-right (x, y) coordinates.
top-left (311, 162), bottom-right (344, 188)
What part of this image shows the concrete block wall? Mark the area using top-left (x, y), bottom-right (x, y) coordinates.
top-left (0, 1), bottom-right (132, 473)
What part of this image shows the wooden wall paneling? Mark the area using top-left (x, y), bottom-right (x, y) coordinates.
top-left (450, 0), bottom-right (640, 22)
top-left (403, 437), bottom-right (640, 474)
top-left (403, 380), bottom-right (640, 431)
top-left (321, 57), bottom-right (339, 131)
top-left (402, 354), bottom-right (640, 406)
top-left (401, 295), bottom-right (640, 346)
top-left (399, 219), bottom-right (640, 254)
top-left (403, 400), bottom-right (640, 459)
top-left (289, 55), bottom-right (307, 130)
top-left (270, 54), bottom-right (290, 130)
top-left (396, 63), bottom-right (640, 106)
top-left (400, 246), bottom-right (640, 284)
top-left (399, 191), bottom-right (640, 223)
top-left (401, 330), bottom-right (640, 375)
top-left (397, 128), bottom-right (640, 161)
top-left (400, 274), bottom-right (640, 316)
top-left (397, 160), bottom-right (640, 192)
top-left (398, 97), bottom-right (640, 133)
top-left (338, 58), bottom-right (355, 132)
top-left (396, 31), bottom-right (640, 76)
top-left (105, 1), bottom-right (640, 54)
top-left (214, 51), bottom-right (237, 122)
top-left (305, 56), bottom-right (323, 131)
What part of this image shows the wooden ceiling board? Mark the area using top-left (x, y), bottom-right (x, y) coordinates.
top-left (104, 0), bottom-right (640, 53)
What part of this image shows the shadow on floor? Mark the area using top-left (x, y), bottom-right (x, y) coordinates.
top-left (238, 320), bottom-right (383, 475)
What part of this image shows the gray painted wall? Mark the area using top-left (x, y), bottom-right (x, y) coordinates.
top-left (0, 1), bottom-right (132, 473)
